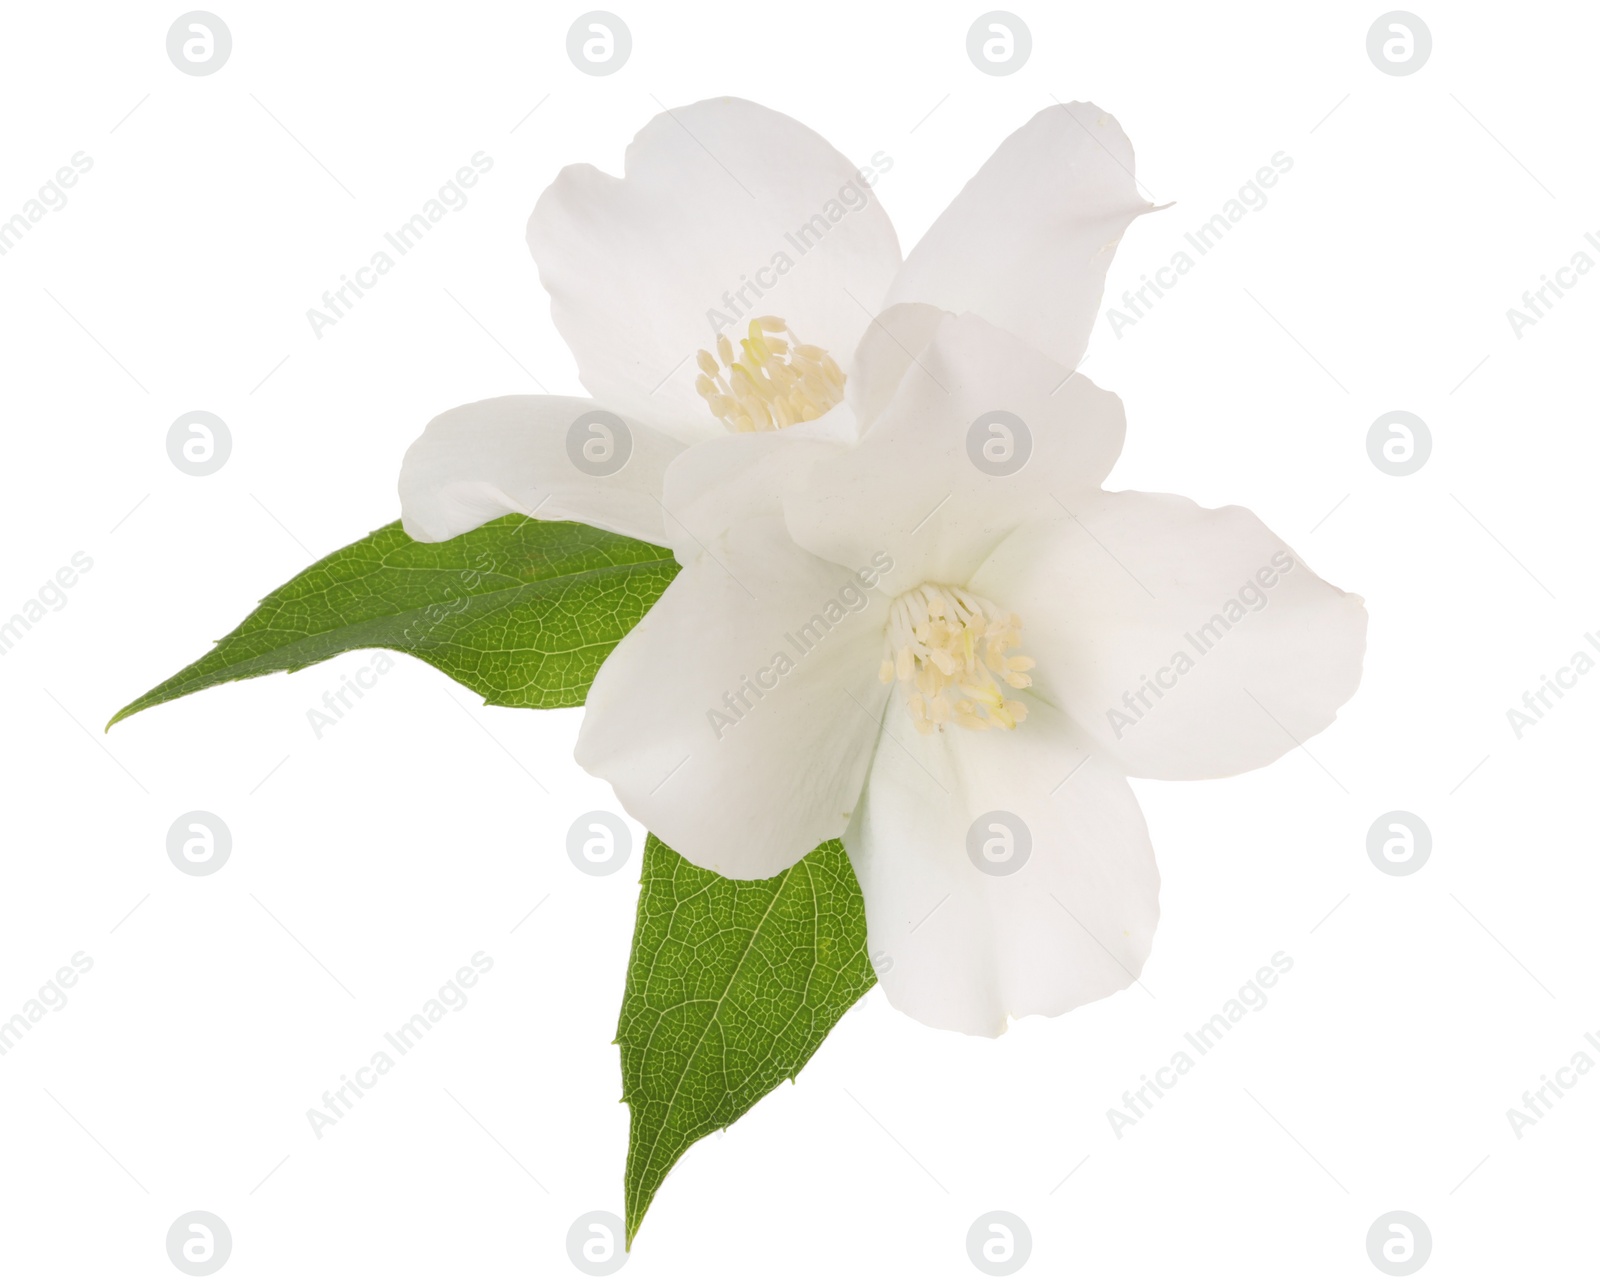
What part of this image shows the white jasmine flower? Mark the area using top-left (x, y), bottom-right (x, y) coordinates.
top-left (575, 309), bottom-right (1366, 1035)
top-left (398, 97), bottom-right (1366, 1035)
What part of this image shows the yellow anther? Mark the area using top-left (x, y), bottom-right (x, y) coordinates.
top-left (694, 321), bottom-right (846, 433)
top-left (880, 584), bottom-right (1031, 734)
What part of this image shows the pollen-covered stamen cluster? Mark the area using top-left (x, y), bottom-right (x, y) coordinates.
top-left (878, 583), bottom-right (1033, 734)
top-left (695, 316), bottom-right (845, 432)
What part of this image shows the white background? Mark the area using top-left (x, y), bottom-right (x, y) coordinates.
top-left (2, 0), bottom-right (1596, 1282)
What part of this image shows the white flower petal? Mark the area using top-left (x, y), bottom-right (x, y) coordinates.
top-left (399, 396), bottom-right (683, 545)
top-left (656, 417), bottom-right (848, 568)
top-left (882, 101), bottom-right (1155, 370)
top-left (574, 507), bottom-right (888, 879)
top-left (653, 299), bottom-right (965, 568)
top-left (527, 98), bottom-right (902, 442)
top-left (785, 311), bottom-right (1126, 596)
top-left (845, 301), bottom-right (950, 429)
top-left (847, 699), bottom-right (1158, 1037)
top-left (973, 491), bottom-right (1368, 780)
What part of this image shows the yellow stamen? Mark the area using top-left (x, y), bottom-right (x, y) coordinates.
top-left (880, 583), bottom-right (1031, 734)
top-left (694, 317), bottom-right (845, 433)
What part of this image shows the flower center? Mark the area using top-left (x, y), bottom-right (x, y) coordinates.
top-left (695, 316), bottom-right (844, 432)
top-left (878, 582), bottom-right (1033, 734)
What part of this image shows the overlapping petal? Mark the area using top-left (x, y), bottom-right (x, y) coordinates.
top-left (784, 311), bottom-right (1127, 597)
top-left (845, 301), bottom-right (950, 429)
top-left (973, 491), bottom-right (1367, 780)
top-left (846, 698), bottom-right (1158, 1036)
top-left (654, 417), bottom-right (848, 568)
top-left (574, 505), bottom-right (890, 879)
top-left (399, 396), bottom-right (683, 545)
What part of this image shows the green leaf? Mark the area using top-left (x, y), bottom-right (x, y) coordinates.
top-left (110, 515), bottom-right (676, 728)
top-left (618, 833), bottom-right (874, 1246)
